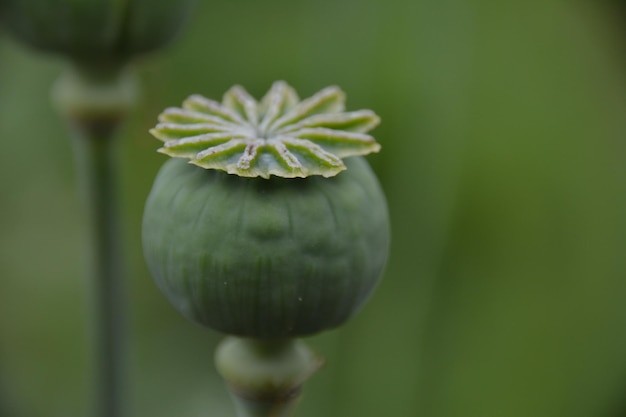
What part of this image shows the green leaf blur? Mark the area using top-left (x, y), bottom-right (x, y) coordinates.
top-left (1, 1), bottom-right (626, 417)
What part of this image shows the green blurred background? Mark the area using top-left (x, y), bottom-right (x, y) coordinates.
top-left (2, 1), bottom-right (626, 416)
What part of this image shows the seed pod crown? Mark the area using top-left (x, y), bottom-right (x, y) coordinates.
top-left (150, 81), bottom-right (381, 178)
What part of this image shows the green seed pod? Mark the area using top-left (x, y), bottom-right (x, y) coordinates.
top-left (0, 0), bottom-right (193, 62)
top-left (142, 82), bottom-right (390, 338)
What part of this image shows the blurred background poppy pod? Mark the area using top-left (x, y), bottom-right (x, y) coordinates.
top-left (0, 0), bottom-right (194, 63)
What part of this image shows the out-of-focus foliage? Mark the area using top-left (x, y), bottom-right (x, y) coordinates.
top-left (1, 1), bottom-right (626, 417)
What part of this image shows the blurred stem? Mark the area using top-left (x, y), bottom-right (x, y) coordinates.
top-left (76, 129), bottom-right (126, 417)
top-left (215, 337), bottom-right (323, 417)
top-left (228, 393), bottom-right (300, 417)
top-left (53, 62), bottom-right (137, 417)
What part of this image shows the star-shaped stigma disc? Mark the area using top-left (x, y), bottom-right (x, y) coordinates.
top-left (150, 81), bottom-right (381, 178)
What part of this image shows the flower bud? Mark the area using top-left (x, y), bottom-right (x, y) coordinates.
top-left (0, 0), bottom-right (194, 62)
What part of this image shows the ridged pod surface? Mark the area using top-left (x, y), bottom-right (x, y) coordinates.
top-left (142, 156), bottom-right (389, 338)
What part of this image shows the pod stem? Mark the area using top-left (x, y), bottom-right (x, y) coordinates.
top-left (52, 61), bottom-right (138, 417)
top-left (215, 337), bottom-right (324, 417)
top-left (76, 127), bottom-right (126, 417)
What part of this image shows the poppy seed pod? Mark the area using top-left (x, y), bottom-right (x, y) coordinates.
top-left (142, 82), bottom-right (390, 338)
top-left (0, 0), bottom-right (193, 62)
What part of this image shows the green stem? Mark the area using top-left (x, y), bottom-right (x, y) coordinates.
top-left (53, 62), bottom-right (137, 417)
top-left (229, 392), bottom-right (300, 417)
top-left (76, 130), bottom-right (126, 417)
top-left (215, 338), bottom-right (323, 417)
